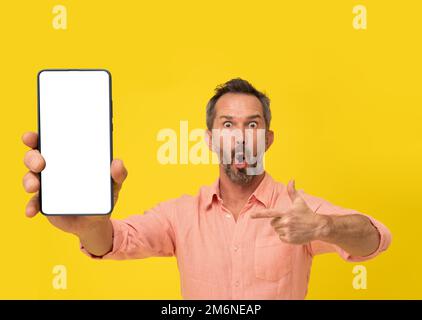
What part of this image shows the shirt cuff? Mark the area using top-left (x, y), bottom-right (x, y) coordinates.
top-left (80, 219), bottom-right (125, 259)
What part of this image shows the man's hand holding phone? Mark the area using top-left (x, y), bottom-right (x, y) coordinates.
top-left (22, 131), bottom-right (128, 256)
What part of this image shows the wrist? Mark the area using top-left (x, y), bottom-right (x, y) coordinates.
top-left (314, 214), bottom-right (335, 242)
top-left (74, 216), bottom-right (111, 238)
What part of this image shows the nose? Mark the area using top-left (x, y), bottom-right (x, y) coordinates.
top-left (234, 139), bottom-right (245, 155)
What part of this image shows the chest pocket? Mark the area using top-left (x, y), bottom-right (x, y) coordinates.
top-left (254, 235), bottom-right (293, 281)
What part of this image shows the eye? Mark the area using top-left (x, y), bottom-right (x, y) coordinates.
top-left (248, 121), bottom-right (258, 129)
top-left (223, 121), bottom-right (232, 128)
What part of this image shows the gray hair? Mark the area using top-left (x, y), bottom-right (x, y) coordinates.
top-left (206, 78), bottom-right (271, 130)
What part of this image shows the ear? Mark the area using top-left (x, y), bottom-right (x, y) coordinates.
top-left (204, 129), bottom-right (213, 152)
top-left (265, 129), bottom-right (274, 151)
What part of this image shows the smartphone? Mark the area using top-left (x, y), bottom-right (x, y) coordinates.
top-left (37, 69), bottom-right (113, 215)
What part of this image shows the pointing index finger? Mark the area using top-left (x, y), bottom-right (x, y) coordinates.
top-left (250, 209), bottom-right (284, 219)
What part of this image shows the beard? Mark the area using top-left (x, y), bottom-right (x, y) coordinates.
top-left (223, 164), bottom-right (254, 185)
top-left (221, 147), bottom-right (259, 185)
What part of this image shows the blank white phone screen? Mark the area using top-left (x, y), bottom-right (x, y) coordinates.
top-left (38, 70), bottom-right (113, 215)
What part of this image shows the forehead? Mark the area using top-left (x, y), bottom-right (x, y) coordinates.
top-left (214, 93), bottom-right (264, 118)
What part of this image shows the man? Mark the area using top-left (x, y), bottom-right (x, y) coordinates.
top-left (22, 78), bottom-right (391, 299)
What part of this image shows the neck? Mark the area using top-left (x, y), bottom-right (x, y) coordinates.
top-left (218, 167), bottom-right (266, 206)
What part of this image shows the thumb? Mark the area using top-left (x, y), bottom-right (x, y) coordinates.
top-left (287, 179), bottom-right (309, 213)
top-left (287, 179), bottom-right (299, 203)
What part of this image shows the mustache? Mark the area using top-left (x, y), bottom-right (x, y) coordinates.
top-left (221, 145), bottom-right (265, 176)
top-left (223, 147), bottom-right (258, 166)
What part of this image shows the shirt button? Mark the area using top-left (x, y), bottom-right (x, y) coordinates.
top-left (234, 245), bottom-right (239, 252)
top-left (235, 281), bottom-right (240, 287)
top-left (225, 213), bottom-right (231, 219)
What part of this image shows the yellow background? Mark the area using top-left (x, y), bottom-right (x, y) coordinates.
top-left (0, 0), bottom-right (420, 299)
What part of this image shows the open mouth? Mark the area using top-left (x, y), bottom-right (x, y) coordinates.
top-left (233, 153), bottom-right (248, 169)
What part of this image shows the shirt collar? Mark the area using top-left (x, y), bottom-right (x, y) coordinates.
top-left (204, 171), bottom-right (275, 209)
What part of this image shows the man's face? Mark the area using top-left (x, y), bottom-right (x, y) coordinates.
top-left (207, 93), bottom-right (274, 185)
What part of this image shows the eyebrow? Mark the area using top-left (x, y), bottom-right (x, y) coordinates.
top-left (219, 114), bottom-right (262, 120)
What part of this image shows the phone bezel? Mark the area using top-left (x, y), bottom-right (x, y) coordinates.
top-left (37, 69), bottom-right (114, 216)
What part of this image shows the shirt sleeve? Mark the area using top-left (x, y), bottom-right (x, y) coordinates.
top-left (80, 200), bottom-right (176, 260)
top-left (303, 193), bottom-right (392, 262)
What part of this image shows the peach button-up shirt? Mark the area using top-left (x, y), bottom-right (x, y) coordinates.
top-left (81, 172), bottom-right (391, 299)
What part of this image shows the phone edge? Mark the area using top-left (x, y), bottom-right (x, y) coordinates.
top-left (37, 68), bottom-right (114, 216)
